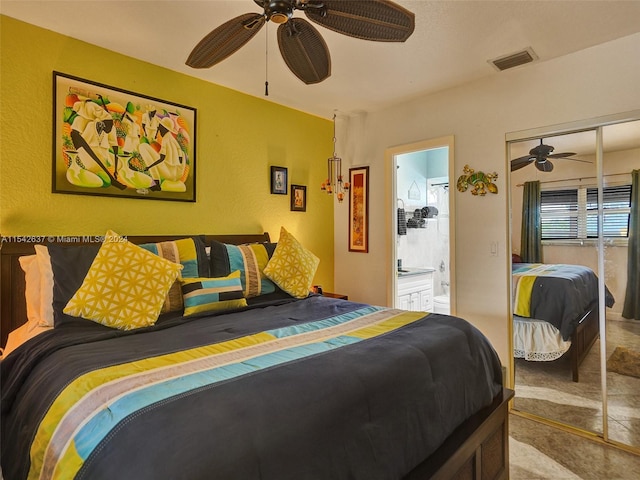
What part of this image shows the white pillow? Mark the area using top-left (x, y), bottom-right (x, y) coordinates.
top-left (1, 323), bottom-right (52, 358)
top-left (18, 255), bottom-right (41, 332)
top-left (34, 245), bottom-right (54, 327)
top-left (17, 246), bottom-right (55, 330)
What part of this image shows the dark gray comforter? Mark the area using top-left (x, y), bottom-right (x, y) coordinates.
top-left (512, 263), bottom-right (615, 340)
top-left (1, 296), bottom-right (502, 480)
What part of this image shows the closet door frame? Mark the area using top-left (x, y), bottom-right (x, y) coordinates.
top-left (506, 109), bottom-right (640, 453)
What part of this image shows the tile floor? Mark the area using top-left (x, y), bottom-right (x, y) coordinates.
top-left (514, 319), bottom-right (640, 446)
top-left (510, 318), bottom-right (640, 478)
top-left (509, 414), bottom-right (640, 479)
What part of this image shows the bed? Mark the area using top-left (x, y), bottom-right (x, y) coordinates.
top-left (1, 233), bottom-right (511, 480)
top-left (512, 262), bottom-right (614, 382)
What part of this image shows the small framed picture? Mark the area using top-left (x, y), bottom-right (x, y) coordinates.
top-left (270, 166), bottom-right (288, 195)
top-left (291, 185), bottom-right (307, 212)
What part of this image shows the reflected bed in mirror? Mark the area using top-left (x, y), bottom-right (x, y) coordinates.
top-left (512, 262), bottom-right (613, 381)
top-left (508, 114), bottom-right (640, 451)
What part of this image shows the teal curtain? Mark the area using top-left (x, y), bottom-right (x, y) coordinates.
top-left (520, 180), bottom-right (543, 263)
top-left (623, 169), bottom-right (640, 320)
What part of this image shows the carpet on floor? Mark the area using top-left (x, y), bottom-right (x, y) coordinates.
top-left (607, 346), bottom-right (640, 378)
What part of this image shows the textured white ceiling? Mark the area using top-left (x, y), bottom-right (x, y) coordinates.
top-left (3, 0), bottom-right (640, 119)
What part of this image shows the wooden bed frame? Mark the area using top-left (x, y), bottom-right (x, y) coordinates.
top-left (569, 303), bottom-right (600, 382)
top-left (1, 235), bottom-right (513, 480)
top-left (511, 255), bottom-right (601, 383)
top-left (515, 303), bottom-right (600, 383)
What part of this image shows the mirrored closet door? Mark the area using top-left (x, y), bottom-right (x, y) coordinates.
top-left (508, 112), bottom-right (640, 452)
top-left (601, 121), bottom-right (640, 448)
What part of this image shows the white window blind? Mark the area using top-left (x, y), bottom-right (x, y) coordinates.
top-left (586, 185), bottom-right (632, 237)
top-left (540, 189), bottom-right (578, 239)
top-left (540, 185), bottom-right (631, 239)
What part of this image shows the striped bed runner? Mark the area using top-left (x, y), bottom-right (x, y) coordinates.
top-left (512, 263), bottom-right (559, 317)
top-left (30, 305), bottom-right (428, 480)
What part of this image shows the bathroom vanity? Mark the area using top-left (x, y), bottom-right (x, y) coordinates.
top-left (397, 268), bottom-right (434, 312)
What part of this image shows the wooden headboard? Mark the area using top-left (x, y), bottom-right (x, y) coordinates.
top-left (0, 233), bottom-right (270, 347)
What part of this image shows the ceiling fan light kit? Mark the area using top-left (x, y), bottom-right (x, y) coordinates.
top-left (186, 0), bottom-right (415, 85)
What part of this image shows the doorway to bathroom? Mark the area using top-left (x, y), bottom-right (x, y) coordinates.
top-left (387, 136), bottom-right (455, 315)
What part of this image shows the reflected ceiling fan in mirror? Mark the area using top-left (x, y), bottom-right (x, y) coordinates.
top-left (510, 139), bottom-right (591, 172)
top-left (186, 0), bottom-right (415, 85)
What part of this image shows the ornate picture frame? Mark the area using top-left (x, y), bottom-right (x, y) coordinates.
top-left (53, 72), bottom-right (196, 202)
top-left (348, 166), bottom-right (369, 253)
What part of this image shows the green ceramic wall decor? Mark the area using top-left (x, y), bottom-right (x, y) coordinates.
top-left (456, 165), bottom-right (498, 195)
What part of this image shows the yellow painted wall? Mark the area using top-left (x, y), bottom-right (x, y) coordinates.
top-left (0, 16), bottom-right (335, 289)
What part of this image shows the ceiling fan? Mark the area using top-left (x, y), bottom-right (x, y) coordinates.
top-left (186, 0), bottom-right (415, 85)
top-left (510, 139), bottom-right (590, 172)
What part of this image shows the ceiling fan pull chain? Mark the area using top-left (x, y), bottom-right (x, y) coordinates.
top-left (265, 21), bottom-right (269, 96)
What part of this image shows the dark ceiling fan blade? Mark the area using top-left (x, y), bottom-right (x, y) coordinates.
top-left (535, 160), bottom-right (554, 172)
top-left (510, 155), bottom-right (535, 171)
top-left (560, 157), bottom-right (593, 164)
top-left (548, 152), bottom-right (591, 163)
top-left (547, 152), bottom-right (592, 164)
top-left (304, 0), bottom-right (415, 42)
top-left (186, 13), bottom-right (265, 68)
top-left (278, 18), bottom-right (331, 84)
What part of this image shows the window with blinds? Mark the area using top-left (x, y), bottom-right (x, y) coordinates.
top-left (540, 185), bottom-right (631, 239)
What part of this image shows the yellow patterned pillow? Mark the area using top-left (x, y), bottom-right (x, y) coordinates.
top-left (263, 227), bottom-right (319, 299)
top-left (64, 230), bottom-right (183, 330)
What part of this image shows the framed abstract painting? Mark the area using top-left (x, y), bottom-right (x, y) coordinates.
top-left (53, 72), bottom-right (196, 202)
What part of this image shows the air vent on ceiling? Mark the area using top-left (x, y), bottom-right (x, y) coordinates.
top-left (489, 47), bottom-right (538, 71)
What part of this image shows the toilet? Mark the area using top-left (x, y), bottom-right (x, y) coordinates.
top-left (433, 295), bottom-right (450, 315)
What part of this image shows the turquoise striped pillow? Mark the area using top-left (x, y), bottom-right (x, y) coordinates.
top-left (181, 271), bottom-right (247, 316)
top-left (209, 241), bottom-right (276, 298)
top-left (139, 237), bottom-right (202, 277)
top-left (140, 238), bottom-right (203, 313)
